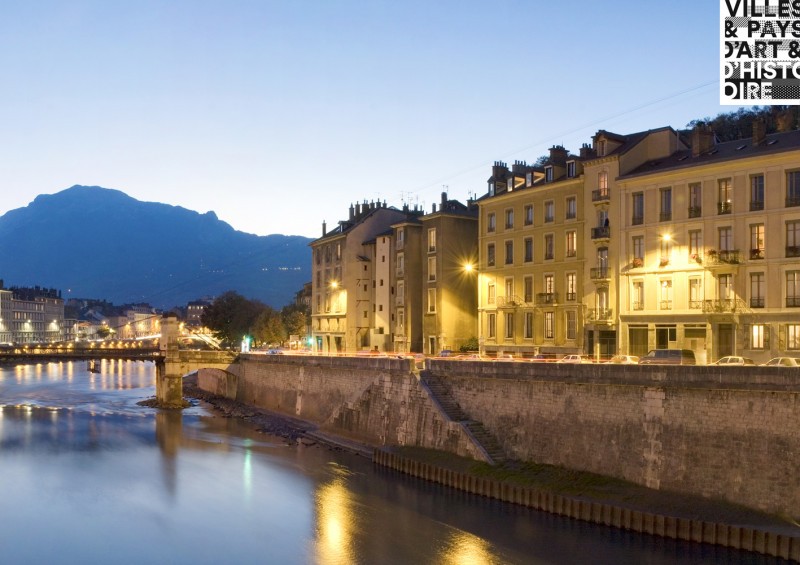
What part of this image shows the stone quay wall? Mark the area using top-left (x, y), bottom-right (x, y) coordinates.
top-left (196, 355), bottom-right (800, 518)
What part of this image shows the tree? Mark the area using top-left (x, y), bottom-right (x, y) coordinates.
top-left (201, 291), bottom-right (265, 347)
top-left (252, 307), bottom-right (285, 346)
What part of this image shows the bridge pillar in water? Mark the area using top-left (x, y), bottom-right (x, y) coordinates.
top-left (156, 315), bottom-right (185, 408)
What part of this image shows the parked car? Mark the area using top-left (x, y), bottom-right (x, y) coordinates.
top-left (605, 354), bottom-right (640, 364)
top-left (557, 354), bottom-right (593, 364)
top-left (714, 356), bottom-right (755, 366)
top-left (638, 349), bottom-right (697, 365)
top-left (761, 357), bottom-right (800, 367)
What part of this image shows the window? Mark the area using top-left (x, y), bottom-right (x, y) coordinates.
top-left (336, 243), bottom-right (341, 260)
top-left (524, 312), bottom-right (533, 339)
top-left (428, 228), bottom-right (437, 252)
top-left (660, 280), bottom-right (673, 310)
top-left (750, 324), bottom-right (766, 349)
top-left (427, 288), bottom-right (436, 313)
top-left (505, 208), bottom-right (514, 229)
top-left (660, 238), bottom-right (672, 265)
top-left (751, 175), bottom-right (765, 210)
top-left (631, 281), bottom-right (644, 310)
top-left (396, 252), bottom-right (405, 276)
top-left (632, 192), bottom-right (644, 224)
top-left (544, 234), bottom-right (554, 260)
top-left (660, 187), bottom-right (672, 222)
top-left (598, 170), bottom-right (608, 190)
top-left (632, 236), bottom-right (644, 264)
top-left (598, 140), bottom-right (607, 156)
top-left (566, 311), bottom-right (576, 340)
top-left (787, 220), bottom-right (800, 257)
top-left (504, 278), bottom-right (514, 302)
top-left (545, 166), bottom-right (553, 182)
top-left (505, 241), bottom-right (514, 264)
top-left (718, 226), bottom-right (733, 251)
top-left (397, 308), bottom-right (405, 331)
top-left (566, 196), bottom-right (576, 220)
top-left (544, 311), bottom-right (554, 339)
top-left (566, 273), bottom-right (576, 301)
top-left (397, 228), bottom-right (405, 249)
top-left (427, 256), bottom-right (436, 281)
top-left (315, 248), bottom-right (321, 265)
top-left (718, 179), bottom-right (732, 214)
top-left (689, 278), bottom-right (702, 309)
top-left (397, 281), bottom-right (405, 305)
top-left (787, 271), bottom-right (800, 307)
top-left (524, 276), bottom-right (533, 303)
top-left (689, 183), bottom-right (702, 217)
top-left (487, 243), bottom-right (495, 267)
top-left (689, 230), bottom-right (702, 262)
top-left (566, 231), bottom-right (576, 257)
top-left (505, 312), bottom-right (514, 338)
top-left (750, 272), bottom-right (765, 308)
top-left (524, 204), bottom-right (533, 226)
top-left (718, 273), bottom-right (733, 300)
top-left (544, 201), bottom-right (554, 223)
top-left (524, 237), bottom-right (533, 262)
top-left (788, 323), bottom-right (800, 349)
top-left (487, 313), bottom-right (496, 339)
top-left (750, 224), bottom-right (765, 259)
top-left (487, 283), bottom-right (496, 305)
top-left (788, 171), bottom-right (800, 207)
top-left (544, 274), bottom-right (554, 294)
top-left (487, 212), bottom-right (496, 233)
top-left (567, 161), bottom-right (576, 178)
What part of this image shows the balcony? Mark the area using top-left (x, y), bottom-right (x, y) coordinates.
top-left (750, 200), bottom-right (764, 211)
top-left (717, 201), bottom-right (732, 214)
top-left (590, 267), bottom-right (610, 281)
top-left (631, 215), bottom-right (643, 225)
top-left (536, 292), bottom-right (558, 305)
top-left (565, 292), bottom-right (576, 301)
top-left (705, 250), bottom-right (741, 269)
top-left (659, 212), bottom-right (672, 222)
top-left (632, 301), bottom-right (644, 311)
top-left (787, 297), bottom-right (800, 307)
top-left (591, 226), bottom-right (610, 241)
top-left (786, 246), bottom-right (800, 258)
top-left (702, 299), bottom-right (742, 313)
top-left (689, 299), bottom-right (703, 309)
top-left (787, 196), bottom-right (800, 208)
top-left (659, 300), bottom-right (673, 310)
top-left (592, 188), bottom-right (610, 204)
top-left (688, 206), bottom-right (702, 218)
top-left (587, 308), bottom-right (613, 323)
top-left (749, 248), bottom-right (764, 260)
top-left (750, 297), bottom-right (765, 308)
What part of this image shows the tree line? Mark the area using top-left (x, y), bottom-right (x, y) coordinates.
top-left (200, 290), bottom-right (309, 348)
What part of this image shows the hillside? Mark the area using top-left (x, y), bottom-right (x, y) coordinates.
top-left (0, 185), bottom-right (312, 308)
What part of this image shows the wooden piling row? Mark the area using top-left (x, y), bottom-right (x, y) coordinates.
top-left (372, 449), bottom-right (800, 561)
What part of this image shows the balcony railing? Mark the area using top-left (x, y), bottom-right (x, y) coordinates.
top-left (689, 299), bottom-right (703, 309)
top-left (788, 297), bottom-right (800, 307)
top-left (565, 292), bottom-right (576, 301)
top-left (702, 299), bottom-right (740, 313)
top-left (750, 200), bottom-right (764, 211)
top-left (718, 201), bottom-right (732, 214)
top-left (536, 292), bottom-right (558, 305)
top-left (587, 308), bottom-right (613, 322)
top-left (631, 215), bottom-right (643, 225)
top-left (659, 212), bottom-right (672, 222)
top-left (787, 246), bottom-right (800, 258)
top-left (706, 250), bottom-right (740, 265)
top-left (786, 196), bottom-right (800, 208)
top-left (750, 248), bottom-right (764, 260)
top-left (566, 249), bottom-right (577, 258)
top-left (750, 297), bottom-right (765, 308)
top-left (632, 301), bottom-right (644, 311)
top-left (688, 206), bottom-right (702, 218)
top-left (659, 300), bottom-right (673, 310)
top-left (591, 226), bottom-right (610, 240)
top-left (590, 267), bottom-right (609, 280)
top-left (592, 188), bottom-right (610, 203)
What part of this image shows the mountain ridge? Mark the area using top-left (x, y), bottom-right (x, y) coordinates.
top-left (0, 185), bottom-right (312, 308)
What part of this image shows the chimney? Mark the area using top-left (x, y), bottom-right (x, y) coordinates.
top-left (691, 124), bottom-right (715, 157)
top-left (441, 191), bottom-right (447, 207)
top-left (322, 221), bottom-right (327, 236)
top-left (491, 160), bottom-right (508, 179)
top-left (349, 204), bottom-right (355, 221)
top-left (753, 119), bottom-right (766, 146)
top-left (548, 145), bottom-right (568, 165)
top-left (579, 143), bottom-right (595, 159)
top-left (432, 203), bottom-right (437, 213)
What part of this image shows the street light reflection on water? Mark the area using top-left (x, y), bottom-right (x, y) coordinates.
top-left (0, 361), bottom-right (783, 564)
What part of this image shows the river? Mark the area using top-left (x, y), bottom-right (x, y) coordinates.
top-left (0, 360), bottom-right (780, 564)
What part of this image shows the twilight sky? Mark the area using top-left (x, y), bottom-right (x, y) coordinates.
top-left (0, 1), bottom-right (732, 238)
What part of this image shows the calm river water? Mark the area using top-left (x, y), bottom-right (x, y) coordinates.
top-left (0, 361), bottom-right (780, 564)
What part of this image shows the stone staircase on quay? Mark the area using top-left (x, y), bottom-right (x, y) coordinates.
top-left (420, 371), bottom-right (506, 464)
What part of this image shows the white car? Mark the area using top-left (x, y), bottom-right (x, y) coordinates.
top-left (715, 356), bottom-right (755, 366)
top-left (557, 354), bottom-right (593, 364)
top-left (761, 357), bottom-right (800, 367)
top-left (605, 354), bottom-right (640, 364)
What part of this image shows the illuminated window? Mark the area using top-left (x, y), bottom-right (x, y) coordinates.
top-left (544, 312), bottom-right (554, 339)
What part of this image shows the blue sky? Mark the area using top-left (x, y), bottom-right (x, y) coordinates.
top-left (0, 1), bottom-right (732, 238)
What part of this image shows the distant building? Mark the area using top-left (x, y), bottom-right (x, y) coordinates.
top-left (186, 298), bottom-right (213, 327)
top-left (0, 284), bottom-right (65, 343)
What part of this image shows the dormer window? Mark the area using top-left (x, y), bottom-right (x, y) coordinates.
top-left (545, 166), bottom-right (553, 182)
top-left (526, 172), bottom-right (532, 187)
top-left (489, 181), bottom-right (495, 196)
top-left (598, 139), bottom-right (606, 156)
top-left (567, 161), bottom-right (576, 178)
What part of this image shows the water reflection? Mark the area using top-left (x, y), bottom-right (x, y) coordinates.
top-left (315, 464), bottom-right (357, 564)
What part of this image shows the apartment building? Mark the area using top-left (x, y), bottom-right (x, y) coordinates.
top-left (478, 149), bottom-right (585, 357)
top-left (0, 285), bottom-right (65, 344)
top-left (616, 123), bottom-right (800, 364)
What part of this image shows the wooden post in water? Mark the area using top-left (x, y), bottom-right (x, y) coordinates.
top-left (156, 315), bottom-right (185, 408)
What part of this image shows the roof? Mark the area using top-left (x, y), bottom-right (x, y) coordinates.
top-left (622, 129), bottom-right (800, 179)
top-left (585, 126), bottom-right (677, 162)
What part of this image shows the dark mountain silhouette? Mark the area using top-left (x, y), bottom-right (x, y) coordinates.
top-left (0, 185), bottom-right (312, 308)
